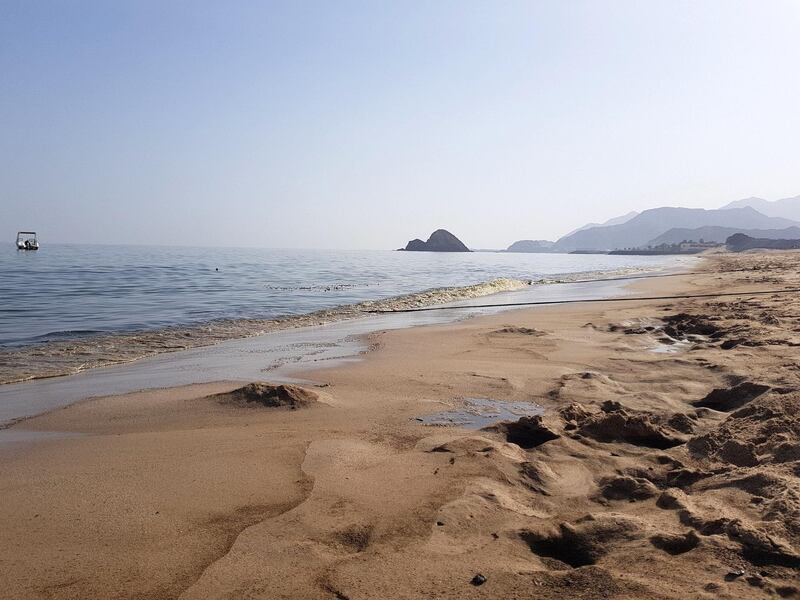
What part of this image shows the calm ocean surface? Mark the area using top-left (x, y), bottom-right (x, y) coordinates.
top-left (1, 243), bottom-right (689, 349)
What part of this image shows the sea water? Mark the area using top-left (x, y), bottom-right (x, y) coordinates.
top-left (0, 243), bottom-right (693, 384)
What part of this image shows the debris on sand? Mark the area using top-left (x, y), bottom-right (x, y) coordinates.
top-left (470, 574), bottom-right (487, 586)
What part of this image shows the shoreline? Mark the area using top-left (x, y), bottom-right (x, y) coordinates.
top-left (0, 276), bottom-right (531, 385)
top-left (2, 251), bottom-right (799, 598)
top-left (0, 263), bottom-right (694, 426)
top-left (1, 256), bottom-right (691, 386)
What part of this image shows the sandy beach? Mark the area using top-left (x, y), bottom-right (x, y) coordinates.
top-left (2, 251), bottom-right (799, 599)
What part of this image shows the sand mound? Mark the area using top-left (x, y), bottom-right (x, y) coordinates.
top-left (575, 401), bottom-right (687, 449)
top-left (428, 435), bottom-right (528, 462)
top-left (610, 313), bottom-right (723, 344)
top-left (549, 371), bottom-right (627, 404)
top-left (214, 382), bottom-right (319, 409)
top-left (665, 412), bottom-right (698, 434)
top-left (657, 388), bottom-right (800, 569)
top-left (649, 530), bottom-right (700, 555)
top-left (612, 309), bottom-right (779, 353)
top-left (661, 312), bottom-right (723, 338)
top-left (688, 391), bottom-right (800, 466)
top-left (693, 382), bottom-right (771, 412)
top-left (522, 514), bottom-right (646, 568)
top-left (656, 489), bottom-right (800, 568)
top-left (559, 402), bottom-right (594, 426)
top-left (523, 565), bottom-right (643, 599)
top-left (597, 475), bottom-right (659, 502)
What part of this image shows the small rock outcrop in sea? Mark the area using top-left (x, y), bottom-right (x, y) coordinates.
top-left (399, 229), bottom-right (471, 252)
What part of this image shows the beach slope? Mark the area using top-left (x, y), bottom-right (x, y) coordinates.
top-left (1, 251), bottom-right (799, 599)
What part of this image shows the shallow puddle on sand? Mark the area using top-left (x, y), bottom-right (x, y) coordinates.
top-left (650, 339), bottom-right (693, 354)
top-left (416, 397), bottom-right (544, 429)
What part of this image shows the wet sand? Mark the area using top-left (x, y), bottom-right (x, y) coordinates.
top-left (1, 251), bottom-right (799, 599)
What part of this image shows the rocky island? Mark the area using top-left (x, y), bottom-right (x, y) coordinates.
top-left (399, 229), bottom-right (471, 252)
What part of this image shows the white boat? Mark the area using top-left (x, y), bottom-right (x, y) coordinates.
top-left (16, 231), bottom-right (39, 250)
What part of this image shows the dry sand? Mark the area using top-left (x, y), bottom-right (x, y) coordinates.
top-left (1, 251), bottom-right (799, 599)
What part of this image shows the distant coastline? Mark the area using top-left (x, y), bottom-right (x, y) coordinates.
top-left (460, 194), bottom-right (800, 255)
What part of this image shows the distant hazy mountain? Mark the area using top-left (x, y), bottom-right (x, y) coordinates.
top-left (551, 206), bottom-right (798, 252)
top-left (562, 211), bottom-right (639, 238)
top-left (504, 239), bottom-right (555, 253)
top-left (649, 225), bottom-right (800, 246)
top-left (721, 195), bottom-right (800, 222)
top-left (399, 229), bottom-right (471, 252)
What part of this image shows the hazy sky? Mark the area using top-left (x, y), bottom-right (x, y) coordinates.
top-left (2, 1), bottom-right (800, 249)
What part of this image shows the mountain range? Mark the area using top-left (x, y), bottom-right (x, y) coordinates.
top-left (406, 195), bottom-right (800, 254)
top-left (561, 211), bottom-right (640, 238)
top-left (503, 194), bottom-right (800, 253)
top-left (549, 206), bottom-right (797, 252)
top-left (721, 195), bottom-right (800, 222)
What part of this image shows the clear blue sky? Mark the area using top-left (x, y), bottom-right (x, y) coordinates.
top-left (2, 1), bottom-right (799, 249)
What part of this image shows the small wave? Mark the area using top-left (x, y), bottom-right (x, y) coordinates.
top-left (530, 266), bottom-right (657, 285)
top-left (0, 278), bottom-right (531, 385)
